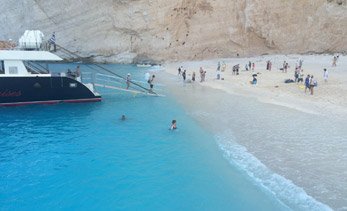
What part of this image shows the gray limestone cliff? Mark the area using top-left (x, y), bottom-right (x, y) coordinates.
top-left (0, 0), bottom-right (346, 63)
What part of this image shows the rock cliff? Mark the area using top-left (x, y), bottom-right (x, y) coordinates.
top-left (0, 0), bottom-right (346, 63)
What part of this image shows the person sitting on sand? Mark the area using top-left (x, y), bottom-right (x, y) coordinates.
top-left (170, 120), bottom-right (177, 130)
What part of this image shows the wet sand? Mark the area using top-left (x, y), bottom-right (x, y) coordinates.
top-left (159, 54), bottom-right (347, 210)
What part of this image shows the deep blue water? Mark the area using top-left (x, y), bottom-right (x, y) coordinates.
top-left (0, 64), bottom-right (286, 210)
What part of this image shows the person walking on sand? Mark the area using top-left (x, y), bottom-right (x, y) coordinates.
top-left (323, 68), bottom-right (328, 82)
top-left (305, 75), bottom-right (310, 93)
top-left (182, 70), bottom-right (186, 82)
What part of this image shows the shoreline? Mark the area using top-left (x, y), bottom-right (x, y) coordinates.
top-left (159, 54), bottom-right (347, 210)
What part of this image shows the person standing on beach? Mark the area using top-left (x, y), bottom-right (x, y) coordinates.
top-left (221, 62), bottom-right (226, 72)
top-left (192, 72), bottom-right (196, 82)
top-left (199, 67), bottom-right (204, 82)
top-left (178, 66), bottom-right (182, 76)
top-left (248, 61), bottom-right (252, 70)
top-left (201, 71), bottom-right (206, 82)
top-left (305, 75), bottom-right (310, 93)
top-left (309, 75), bottom-right (316, 95)
top-left (252, 63), bottom-right (255, 71)
top-left (323, 68), bottom-right (328, 82)
top-left (182, 70), bottom-right (186, 82)
top-left (332, 56), bottom-right (337, 67)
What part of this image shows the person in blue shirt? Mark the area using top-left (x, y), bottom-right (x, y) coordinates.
top-left (305, 74), bottom-right (310, 93)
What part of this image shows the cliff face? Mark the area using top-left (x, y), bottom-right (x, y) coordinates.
top-left (0, 0), bottom-right (346, 63)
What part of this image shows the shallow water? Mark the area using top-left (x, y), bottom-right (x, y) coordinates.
top-left (0, 65), bottom-right (287, 210)
top-left (162, 72), bottom-right (346, 210)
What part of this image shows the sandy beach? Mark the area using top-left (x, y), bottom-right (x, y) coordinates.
top-left (160, 54), bottom-right (347, 210)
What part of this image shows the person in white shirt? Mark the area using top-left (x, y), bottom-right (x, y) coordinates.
top-left (323, 68), bottom-right (328, 82)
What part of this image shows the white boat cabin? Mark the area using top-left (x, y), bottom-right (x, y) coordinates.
top-left (0, 50), bottom-right (62, 76)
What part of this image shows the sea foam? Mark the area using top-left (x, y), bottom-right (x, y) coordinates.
top-left (216, 130), bottom-right (332, 211)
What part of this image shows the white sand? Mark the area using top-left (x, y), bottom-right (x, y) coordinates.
top-left (166, 54), bottom-right (347, 117)
top-left (160, 54), bottom-right (347, 210)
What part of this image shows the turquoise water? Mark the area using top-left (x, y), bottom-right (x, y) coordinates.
top-left (0, 65), bottom-right (287, 210)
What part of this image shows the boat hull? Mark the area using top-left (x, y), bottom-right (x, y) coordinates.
top-left (0, 76), bottom-right (101, 106)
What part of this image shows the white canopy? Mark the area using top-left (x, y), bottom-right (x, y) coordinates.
top-left (0, 50), bottom-right (63, 61)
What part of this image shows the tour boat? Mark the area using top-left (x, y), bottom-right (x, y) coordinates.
top-left (0, 50), bottom-right (101, 106)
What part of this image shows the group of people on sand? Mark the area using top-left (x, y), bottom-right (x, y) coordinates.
top-left (176, 54), bottom-right (337, 96)
top-left (304, 74), bottom-right (317, 95)
top-left (178, 66), bottom-right (205, 83)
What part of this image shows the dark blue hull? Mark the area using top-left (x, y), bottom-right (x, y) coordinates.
top-left (0, 76), bottom-right (101, 106)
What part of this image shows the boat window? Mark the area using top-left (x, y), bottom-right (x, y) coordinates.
top-left (69, 83), bottom-right (77, 88)
top-left (0, 61), bottom-right (4, 74)
top-left (9, 66), bottom-right (18, 74)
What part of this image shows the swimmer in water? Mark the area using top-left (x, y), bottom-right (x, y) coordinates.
top-left (121, 115), bottom-right (126, 121)
top-left (170, 120), bottom-right (177, 130)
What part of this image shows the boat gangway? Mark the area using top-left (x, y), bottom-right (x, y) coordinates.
top-left (53, 44), bottom-right (163, 97)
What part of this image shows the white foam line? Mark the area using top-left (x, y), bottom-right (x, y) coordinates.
top-left (215, 130), bottom-right (332, 211)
